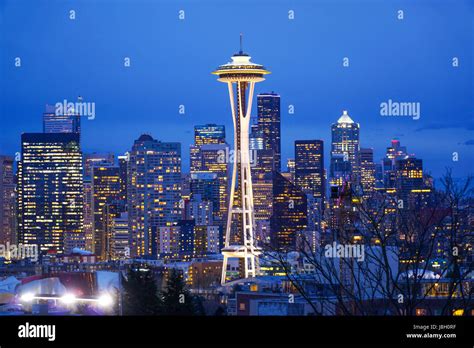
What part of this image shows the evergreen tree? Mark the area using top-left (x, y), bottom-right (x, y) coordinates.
top-left (159, 269), bottom-right (204, 315)
top-left (122, 264), bottom-right (161, 315)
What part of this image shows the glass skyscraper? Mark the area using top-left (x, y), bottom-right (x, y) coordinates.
top-left (257, 92), bottom-right (281, 172)
top-left (43, 104), bottom-right (81, 135)
top-left (270, 172), bottom-right (308, 252)
top-left (330, 110), bottom-right (360, 187)
top-left (92, 166), bottom-right (122, 259)
top-left (18, 133), bottom-right (84, 255)
top-left (194, 124), bottom-right (225, 146)
top-left (295, 140), bottom-right (325, 200)
top-left (0, 155), bottom-right (15, 245)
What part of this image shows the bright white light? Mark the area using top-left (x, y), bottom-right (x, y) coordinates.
top-left (60, 293), bottom-right (76, 304)
top-left (97, 294), bottom-right (113, 307)
top-left (20, 293), bottom-right (35, 302)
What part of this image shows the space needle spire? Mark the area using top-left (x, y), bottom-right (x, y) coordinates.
top-left (212, 37), bottom-right (270, 284)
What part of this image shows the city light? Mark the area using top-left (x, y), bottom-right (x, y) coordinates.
top-left (60, 293), bottom-right (76, 305)
top-left (20, 292), bottom-right (35, 302)
top-left (97, 294), bottom-right (113, 307)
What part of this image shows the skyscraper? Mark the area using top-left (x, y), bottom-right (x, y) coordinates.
top-left (395, 157), bottom-right (423, 205)
top-left (250, 124), bottom-right (274, 223)
top-left (295, 140), bottom-right (325, 200)
top-left (383, 139), bottom-right (408, 188)
top-left (110, 212), bottom-right (129, 260)
top-left (43, 104), bottom-right (81, 135)
top-left (270, 172), bottom-right (308, 252)
top-left (92, 166), bottom-right (122, 259)
top-left (257, 92), bottom-right (281, 171)
top-left (83, 178), bottom-right (94, 252)
top-left (18, 133), bottom-right (83, 255)
top-left (360, 148), bottom-right (376, 198)
top-left (212, 37), bottom-right (269, 283)
top-left (198, 144), bottom-right (229, 224)
top-left (127, 134), bottom-right (181, 258)
top-left (194, 124), bottom-right (226, 146)
top-left (190, 172), bottom-right (220, 218)
top-left (0, 156), bottom-right (15, 245)
top-left (118, 154), bottom-right (128, 203)
top-left (191, 124), bottom-right (225, 173)
top-left (84, 152), bottom-right (115, 179)
top-left (330, 110), bottom-right (360, 187)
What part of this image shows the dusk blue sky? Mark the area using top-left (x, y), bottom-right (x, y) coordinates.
top-left (1, 0), bottom-right (473, 181)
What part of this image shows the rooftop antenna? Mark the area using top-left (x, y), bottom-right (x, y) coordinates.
top-left (239, 33), bottom-right (243, 54)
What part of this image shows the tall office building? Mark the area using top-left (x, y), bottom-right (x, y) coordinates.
top-left (102, 202), bottom-right (127, 261)
top-left (84, 152), bottom-right (115, 179)
top-left (18, 133), bottom-right (83, 255)
top-left (330, 110), bottom-right (360, 187)
top-left (251, 137), bottom-right (274, 222)
top-left (110, 212), bottom-right (129, 260)
top-left (43, 104), bottom-right (81, 135)
top-left (395, 157), bottom-right (423, 204)
top-left (257, 92), bottom-right (281, 171)
top-left (118, 154), bottom-right (128, 203)
top-left (286, 159), bottom-right (295, 183)
top-left (92, 166), bottom-right (122, 259)
top-left (295, 140), bottom-right (325, 200)
top-left (191, 124), bottom-right (225, 173)
top-left (127, 134), bottom-right (181, 258)
top-left (194, 124), bottom-right (226, 146)
top-left (270, 172), bottom-right (308, 252)
top-left (198, 144), bottom-right (229, 224)
top-left (0, 156), bottom-right (15, 245)
top-left (190, 172), bottom-right (220, 218)
top-left (360, 148), bottom-right (376, 197)
top-left (383, 139), bottom-right (408, 188)
top-left (83, 178), bottom-right (94, 252)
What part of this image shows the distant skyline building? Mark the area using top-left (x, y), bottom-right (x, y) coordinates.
top-left (0, 156), bottom-right (15, 245)
top-left (43, 104), bottom-right (81, 135)
top-left (110, 212), bottom-right (129, 260)
top-left (257, 92), bottom-right (281, 172)
top-left (118, 154), bottom-right (128, 203)
top-left (18, 133), bottom-right (83, 255)
top-left (190, 172), bottom-right (220, 221)
top-left (127, 134), bottom-right (181, 258)
top-left (295, 140), bottom-right (325, 200)
top-left (330, 110), bottom-right (360, 187)
top-left (83, 178), bottom-right (94, 252)
top-left (92, 166), bottom-right (122, 259)
top-left (360, 148), bottom-right (376, 197)
top-left (194, 124), bottom-right (226, 146)
top-left (395, 157), bottom-right (424, 204)
top-left (196, 144), bottom-right (229, 225)
top-left (191, 124), bottom-right (226, 174)
top-left (271, 172), bottom-right (308, 252)
top-left (212, 38), bottom-right (269, 283)
top-left (84, 152), bottom-right (115, 179)
top-left (383, 139), bottom-right (408, 188)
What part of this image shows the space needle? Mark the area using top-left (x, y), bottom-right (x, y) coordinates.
top-left (212, 35), bottom-right (270, 284)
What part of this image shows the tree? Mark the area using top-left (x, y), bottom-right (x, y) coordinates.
top-left (159, 269), bottom-right (205, 315)
top-left (263, 170), bottom-right (473, 316)
top-left (122, 264), bottom-right (161, 315)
